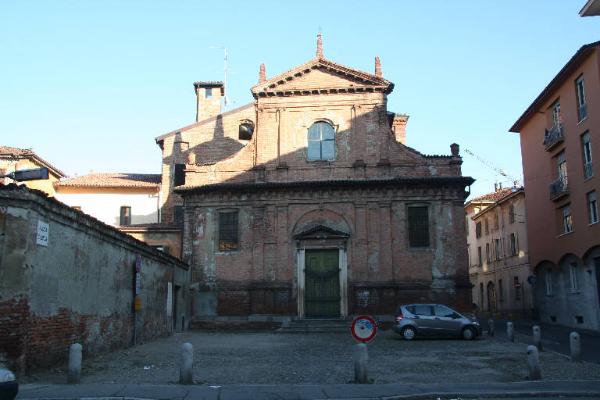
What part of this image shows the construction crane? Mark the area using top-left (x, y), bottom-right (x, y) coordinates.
top-left (463, 148), bottom-right (521, 188)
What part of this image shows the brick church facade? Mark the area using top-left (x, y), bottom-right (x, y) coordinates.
top-left (156, 36), bottom-right (474, 319)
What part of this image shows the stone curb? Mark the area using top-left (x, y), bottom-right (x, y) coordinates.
top-left (16, 381), bottom-right (600, 400)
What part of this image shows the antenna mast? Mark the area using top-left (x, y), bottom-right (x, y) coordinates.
top-left (209, 45), bottom-right (230, 109)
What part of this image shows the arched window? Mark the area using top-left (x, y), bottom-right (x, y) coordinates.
top-left (307, 121), bottom-right (335, 161)
top-left (239, 120), bottom-right (254, 140)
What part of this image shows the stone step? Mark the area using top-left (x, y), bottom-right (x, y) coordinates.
top-left (277, 319), bottom-right (351, 333)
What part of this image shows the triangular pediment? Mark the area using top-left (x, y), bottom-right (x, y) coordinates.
top-left (293, 224), bottom-right (351, 240)
top-left (252, 57), bottom-right (393, 98)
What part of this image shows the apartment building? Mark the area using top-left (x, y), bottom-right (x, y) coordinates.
top-left (510, 41), bottom-right (600, 330)
top-left (466, 187), bottom-right (532, 317)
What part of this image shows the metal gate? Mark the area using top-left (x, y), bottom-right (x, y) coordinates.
top-left (304, 249), bottom-right (340, 318)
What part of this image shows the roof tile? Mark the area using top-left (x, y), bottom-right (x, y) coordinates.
top-left (56, 173), bottom-right (161, 189)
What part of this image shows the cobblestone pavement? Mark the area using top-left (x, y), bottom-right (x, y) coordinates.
top-left (23, 330), bottom-right (600, 385)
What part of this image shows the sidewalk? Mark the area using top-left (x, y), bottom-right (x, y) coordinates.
top-left (493, 319), bottom-right (600, 363)
top-left (16, 380), bottom-right (600, 400)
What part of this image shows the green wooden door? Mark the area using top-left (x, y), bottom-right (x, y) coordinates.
top-left (305, 249), bottom-right (340, 318)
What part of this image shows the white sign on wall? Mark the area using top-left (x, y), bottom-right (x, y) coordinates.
top-left (36, 221), bottom-right (49, 246)
top-left (167, 282), bottom-right (173, 317)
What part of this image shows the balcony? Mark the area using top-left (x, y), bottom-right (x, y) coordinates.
top-left (578, 103), bottom-right (588, 122)
top-left (549, 177), bottom-right (569, 201)
top-left (543, 123), bottom-right (564, 151)
top-left (584, 162), bottom-right (594, 180)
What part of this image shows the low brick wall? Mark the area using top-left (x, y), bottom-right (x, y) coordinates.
top-left (0, 184), bottom-right (189, 374)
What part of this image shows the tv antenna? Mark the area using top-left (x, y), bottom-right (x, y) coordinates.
top-left (209, 45), bottom-right (229, 108)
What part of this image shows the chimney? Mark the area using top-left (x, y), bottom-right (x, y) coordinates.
top-left (450, 143), bottom-right (460, 157)
top-left (375, 56), bottom-right (382, 77)
top-left (193, 81), bottom-right (224, 122)
top-left (259, 63), bottom-right (266, 84)
top-left (391, 114), bottom-right (409, 144)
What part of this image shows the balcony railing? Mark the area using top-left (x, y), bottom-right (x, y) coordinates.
top-left (543, 123), bottom-right (564, 150)
top-left (584, 162), bottom-right (594, 180)
top-left (578, 103), bottom-right (588, 122)
top-left (549, 177), bottom-right (569, 201)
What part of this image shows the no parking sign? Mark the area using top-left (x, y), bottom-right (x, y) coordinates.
top-left (351, 315), bottom-right (377, 343)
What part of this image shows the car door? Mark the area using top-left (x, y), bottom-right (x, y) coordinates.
top-left (411, 304), bottom-right (436, 335)
top-left (433, 305), bottom-right (463, 336)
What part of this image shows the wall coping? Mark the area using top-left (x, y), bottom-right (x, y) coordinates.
top-left (0, 184), bottom-right (188, 270)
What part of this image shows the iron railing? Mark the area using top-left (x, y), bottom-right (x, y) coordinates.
top-left (549, 177), bottom-right (569, 201)
top-left (543, 123), bottom-right (564, 150)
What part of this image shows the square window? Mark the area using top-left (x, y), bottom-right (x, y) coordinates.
top-left (575, 75), bottom-right (587, 122)
top-left (561, 205), bottom-right (573, 234)
top-left (569, 262), bottom-right (579, 292)
top-left (408, 206), bottom-right (429, 247)
top-left (120, 206), bottom-right (131, 226)
top-left (509, 232), bottom-right (518, 256)
top-left (173, 164), bottom-right (186, 187)
top-left (205, 87), bottom-right (213, 99)
top-left (218, 211), bottom-right (239, 251)
top-left (582, 131), bottom-right (593, 179)
top-left (509, 204), bottom-right (515, 224)
top-left (588, 191), bottom-right (598, 224)
top-left (545, 269), bottom-right (553, 296)
top-left (174, 206), bottom-right (184, 226)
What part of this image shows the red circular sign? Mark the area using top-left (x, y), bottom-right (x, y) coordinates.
top-left (351, 315), bottom-right (377, 343)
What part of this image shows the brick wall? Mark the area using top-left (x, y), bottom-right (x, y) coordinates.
top-left (0, 185), bottom-right (189, 374)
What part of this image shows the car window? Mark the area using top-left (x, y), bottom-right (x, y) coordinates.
top-left (413, 305), bottom-right (433, 316)
top-left (435, 305), bottom-right (455, 318)
top-left (405, 305), bottom-right (415, 314)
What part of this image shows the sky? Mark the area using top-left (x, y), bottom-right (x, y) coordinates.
top-left (1, 1), bottom-right (598, 198)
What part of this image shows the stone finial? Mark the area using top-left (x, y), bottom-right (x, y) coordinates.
top-left (259, 63), bottom-right (266, 84)
top-left (316, 33), bottom-right (323, 58)
top-left (450, 143), bottom-right (460, 157)
top-left (375, 56), bottom-right (382, 77)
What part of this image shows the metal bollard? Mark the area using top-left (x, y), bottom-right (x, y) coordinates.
top-left (570, 332), bottom-right (581, 362)
top-left (507, 322), bottom-right (514, 342)
top-left (487, 319), bottom-right (495, 337)
top-left (179, 343), bottom-right (194, 384)
top-left (67, 343), bottom-right (82, 384)
top-left (532, 325), bottom-right (543, 351)
top-left (526, 345), bottom-right (542, 380)
top-left (353, 343), bottom-right (369, 384)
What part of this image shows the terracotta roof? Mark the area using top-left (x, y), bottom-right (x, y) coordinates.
top-left (119, 223), bottom-right (182, 232)
top-left (510, 41), bottom-right (600, 132)
top-left (469, 188), bottom-right (515, 203)
top-left (0, 145), bottom-right (66, 178)
top-left (56, 173), bottom-right (161, 189)
top-left (251, 56), bottom-right (394, 98)
top-left (0, 145), bottom-right (33, 157)
top-left (0, 183), bottom-right (187, 269)
top-left (155, 103), bottom-right (254, 144)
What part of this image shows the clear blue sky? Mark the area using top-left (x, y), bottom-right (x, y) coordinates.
top-left (1, 1), bottom-right (598, 197)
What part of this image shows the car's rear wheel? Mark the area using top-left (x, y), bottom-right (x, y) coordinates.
top-left (401, 326), bottom-right (416, 340)
top-left (462, 326), bottom-right (476, 340)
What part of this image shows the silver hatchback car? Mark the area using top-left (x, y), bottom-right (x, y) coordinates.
top-left (393, 304), bottom-right (481, 340)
